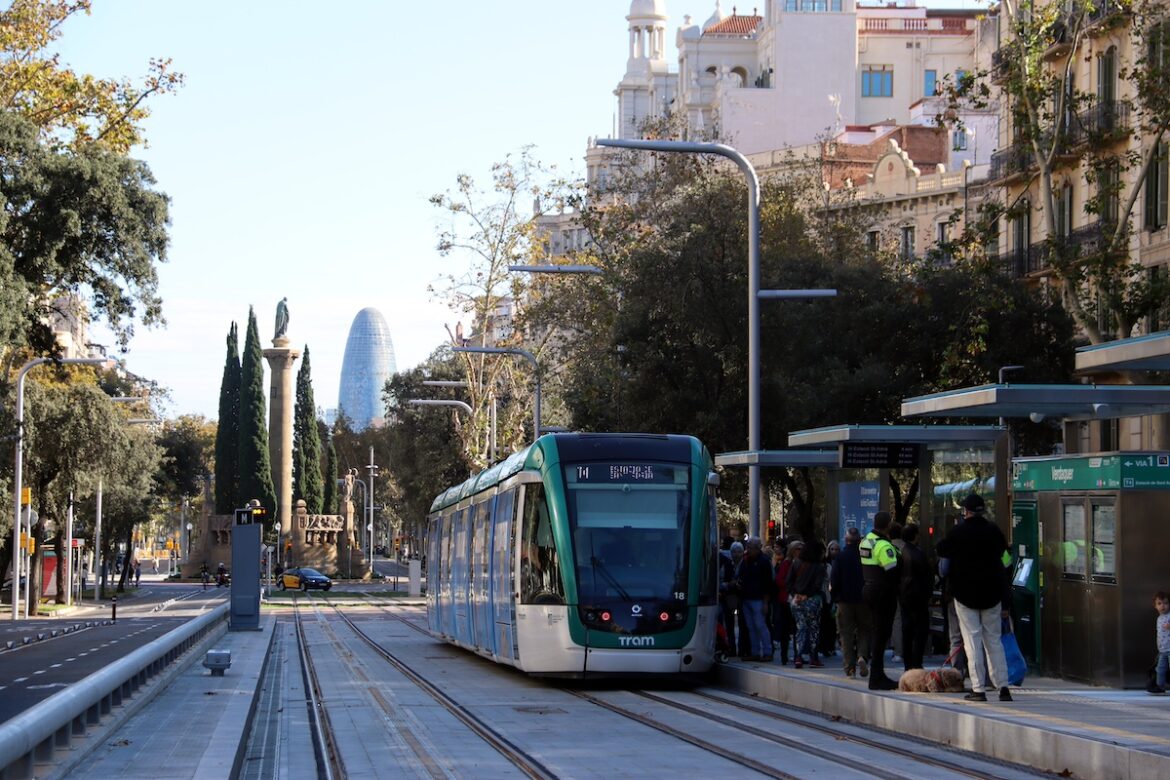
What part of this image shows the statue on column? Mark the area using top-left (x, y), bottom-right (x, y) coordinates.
top-left (275, 297), bottom-right (290, 340)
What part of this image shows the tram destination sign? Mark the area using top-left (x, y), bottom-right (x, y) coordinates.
top-left (839, 442), bottom-right (921, 469)
top-left (572, 464), bottom-right (677, 483)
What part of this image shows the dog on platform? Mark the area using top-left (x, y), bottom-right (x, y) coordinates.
top-left (897, 666), bottom-right (965, 693)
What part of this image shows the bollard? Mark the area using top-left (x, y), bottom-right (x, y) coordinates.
top-left (111, 596), bottom-right (117, 624)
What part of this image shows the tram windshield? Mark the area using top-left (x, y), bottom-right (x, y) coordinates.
top-left (563, 462), bottom-right (690, 603)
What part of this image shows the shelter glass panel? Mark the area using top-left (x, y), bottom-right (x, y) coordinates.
top-left (1062, 501), bottom-right (1087, 578)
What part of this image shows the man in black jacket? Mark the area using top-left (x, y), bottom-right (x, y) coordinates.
top-left (936, 493), bottom-right (1014, 702)
top-left (832, 527), bottom-right (871, 678)
top-left (898, 524), bottom-right (932, 671)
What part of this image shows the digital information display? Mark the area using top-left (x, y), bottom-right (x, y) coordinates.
top-left (839, 442), bottom-right (921, 469)
top-left (571, 464), bottom-right (677, 484)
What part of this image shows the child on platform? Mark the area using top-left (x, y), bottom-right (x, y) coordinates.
top-left (1151, 591), bottom-right (1170, 694)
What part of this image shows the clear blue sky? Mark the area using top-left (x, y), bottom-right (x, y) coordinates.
top-left (51, 1), bottom-right (981, 420)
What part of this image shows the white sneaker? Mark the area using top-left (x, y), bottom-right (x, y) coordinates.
top-left (858, 657), bottom-right (869, 678)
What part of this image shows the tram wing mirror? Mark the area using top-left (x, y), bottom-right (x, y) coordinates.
top-left (707, 472), bottom-right (720, 487)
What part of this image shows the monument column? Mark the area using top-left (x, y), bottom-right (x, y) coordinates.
top-left (263, 336), bottom-right (300, 563)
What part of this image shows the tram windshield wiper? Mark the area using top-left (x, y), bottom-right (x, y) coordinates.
top-left (590, 556), bottom-right (632, 601)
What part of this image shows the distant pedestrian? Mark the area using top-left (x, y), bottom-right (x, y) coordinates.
top-left (898, 524), bottom-right (931, 670)
top-left (937, 493), bottom-right (1014, 702)
top-left (819, 539), bottom-right (840, 658)
top-left (134, 560), bottom-right (142, 587)
top-left (773, 539), bottom-right (801, 664)
top-left (738, 537), bottom-right (776, 662)
top-left (81, 561), bottom-right (89, 592)
top-left (860, 512), bottom-right (900, 690)
top-left (201, 562), bottom-right (209, 590)
top-left (787, 539), bottom-right (827, 668)
top-left (833, 527), bottom-right (871, 678)
top-left (1150, 591), bottom-right (1170, 694)
top-left (152, 558), bottom-right (158, 574)
top-left (720, 541), bottom-right (745, 657)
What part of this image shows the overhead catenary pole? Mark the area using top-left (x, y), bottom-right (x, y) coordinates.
top-left (596, 138), bottom-right (835, 538)
top-left (452, 346), bottom-right (542, 442)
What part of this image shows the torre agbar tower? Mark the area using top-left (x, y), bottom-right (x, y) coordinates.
top-left (338, 308), bottom-right (398, 430)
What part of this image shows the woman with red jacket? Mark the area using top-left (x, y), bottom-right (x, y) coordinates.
top-left (772, 539), bottom-right (802, 664)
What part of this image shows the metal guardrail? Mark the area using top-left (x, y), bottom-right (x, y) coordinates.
top-left (0, 602), bottom-right (228, 778)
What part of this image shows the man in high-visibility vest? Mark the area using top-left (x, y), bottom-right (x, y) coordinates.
top-left (860, 511), bottom-right (900, 690)
top-left (937, 493), bottom-right (1014, 702)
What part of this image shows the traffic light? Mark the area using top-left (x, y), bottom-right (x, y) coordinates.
top-left (234, 506), bottom-right (268, 525)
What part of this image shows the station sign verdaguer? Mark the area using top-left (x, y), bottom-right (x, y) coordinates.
top-left (838, 442), bottom-right (921, 470)
top-left (1012, 453), bottom-right (1170, 492)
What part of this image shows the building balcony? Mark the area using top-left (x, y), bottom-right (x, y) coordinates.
top-left (996, 242), bottom-right (1052, 278)
top-left (1067, 100), bottom-right (1132, 147)
top-left (989, 143), bottom-right (1033, 182)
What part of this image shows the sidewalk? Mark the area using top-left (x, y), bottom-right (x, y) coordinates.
top-left (717, 650), bottom-right (1170, 780)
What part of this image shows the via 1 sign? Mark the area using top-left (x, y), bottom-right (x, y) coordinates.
top-left (839, 442), bottom-right (921, 469)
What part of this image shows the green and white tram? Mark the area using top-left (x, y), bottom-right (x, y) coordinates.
top-left (425, 433), bottom-right (720, 677)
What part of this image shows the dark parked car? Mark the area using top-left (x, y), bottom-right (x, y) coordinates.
top-left (279, 567), bottom-right (332, 591)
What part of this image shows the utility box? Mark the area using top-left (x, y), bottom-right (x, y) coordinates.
top-left (409, 558), bottom-right (422, 597)
top-left (1014, 452), bottom-right (1170, 688)
top-left (230, 506), bottom-right (264, 631)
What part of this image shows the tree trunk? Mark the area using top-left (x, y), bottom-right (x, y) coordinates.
top-left (53, 530), bottom-right (65, 604)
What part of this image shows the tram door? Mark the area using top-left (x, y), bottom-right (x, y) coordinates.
top-left (491, 488), bottom-right (519, 664)
top-left (471, 496), bottom-right (494, 654)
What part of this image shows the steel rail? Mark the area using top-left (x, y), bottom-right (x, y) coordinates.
top-left (685, 689), bottom-right (1029, 780)
top-left (317, 594), bottom-right (558, 780)
top-left (292, 598), bottom-right (344, 780)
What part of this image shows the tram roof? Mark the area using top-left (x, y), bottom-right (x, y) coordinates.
top-left (1075, 330), bottom-right (1170, 373)
top-left (900, 383), bottom-right (1170, 421)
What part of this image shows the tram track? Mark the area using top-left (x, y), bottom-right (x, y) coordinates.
top-left (684, 688), bottom-right (1038, 779)
top-left (306, 592), bottom-right (558, 779)
top-left (291, 598), bottom-right (347, 779)
top-left (341, 596), bottom-right (1041, 778)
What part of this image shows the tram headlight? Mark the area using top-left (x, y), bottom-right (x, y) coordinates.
top-left (600, 610), bottom-right (612, 622)
top-left (659, 612), bottom-right (670, 622)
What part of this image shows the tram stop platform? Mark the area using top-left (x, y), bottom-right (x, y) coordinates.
top-left (718, 649), bottom-right (1170, 780)
top-left (58, 616), bottom-right (276, 779)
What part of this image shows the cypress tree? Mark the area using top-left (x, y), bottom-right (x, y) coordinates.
top-left (237, 307), bottom-right (277, 523)
top-left (323, 436), bottom-right (338, 515)
top-left (213, 322), bottom-right (241, 513)
top-left (293, 346), bottom-right (325, 513)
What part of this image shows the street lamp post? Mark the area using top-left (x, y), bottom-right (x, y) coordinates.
top-left (11, 356), bottom-right (109, 620)
top-left (453, 346), bottom-right (542, 442)
top-left (366, 447), bottom-right (379, 576)
top-left (597, 139), bottom-right (836, 537)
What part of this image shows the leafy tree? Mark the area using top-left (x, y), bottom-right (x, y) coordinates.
top-left (528, 148), bottom-right (1074, 540)
top-left (0, 109), bottom-right (171, 366)
top-left (237, 308), bottom-right (275, 528)
top-left (0, 0), bottom-right (183, 152)
top-left (20, 373), bottom-right (161, 602)
top-left (322, 435), bottom-right (338, 515)
top-left (293, 346), bottom-right (324, 513)
top-left (212, 322), bottom-right (240, 513)
top-left (384, 358), bottom-right (471, 536)
top-left (939, 0), bottom-right (1170, 342)
top-left (429, 148), bottom-right (564, 470)
top-left (155, 415), bottom-right (214, 501)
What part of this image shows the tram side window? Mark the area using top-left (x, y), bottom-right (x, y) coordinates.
top-left (520, 484), bottom-right (564, 605)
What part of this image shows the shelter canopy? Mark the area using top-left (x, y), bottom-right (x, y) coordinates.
top-left (900, 384), bottom-right (1170, 422)
top-left (1075, 331), bottom-right (1170, 373)
top-left (787, 424), bottom-right (1003, 448)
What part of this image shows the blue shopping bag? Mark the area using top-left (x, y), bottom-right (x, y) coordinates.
top-left (1001, 618), bottom-right (1027, 686)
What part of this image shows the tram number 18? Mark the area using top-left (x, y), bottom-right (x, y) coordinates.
top-left (674, 592), bottom-right (686, 601)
